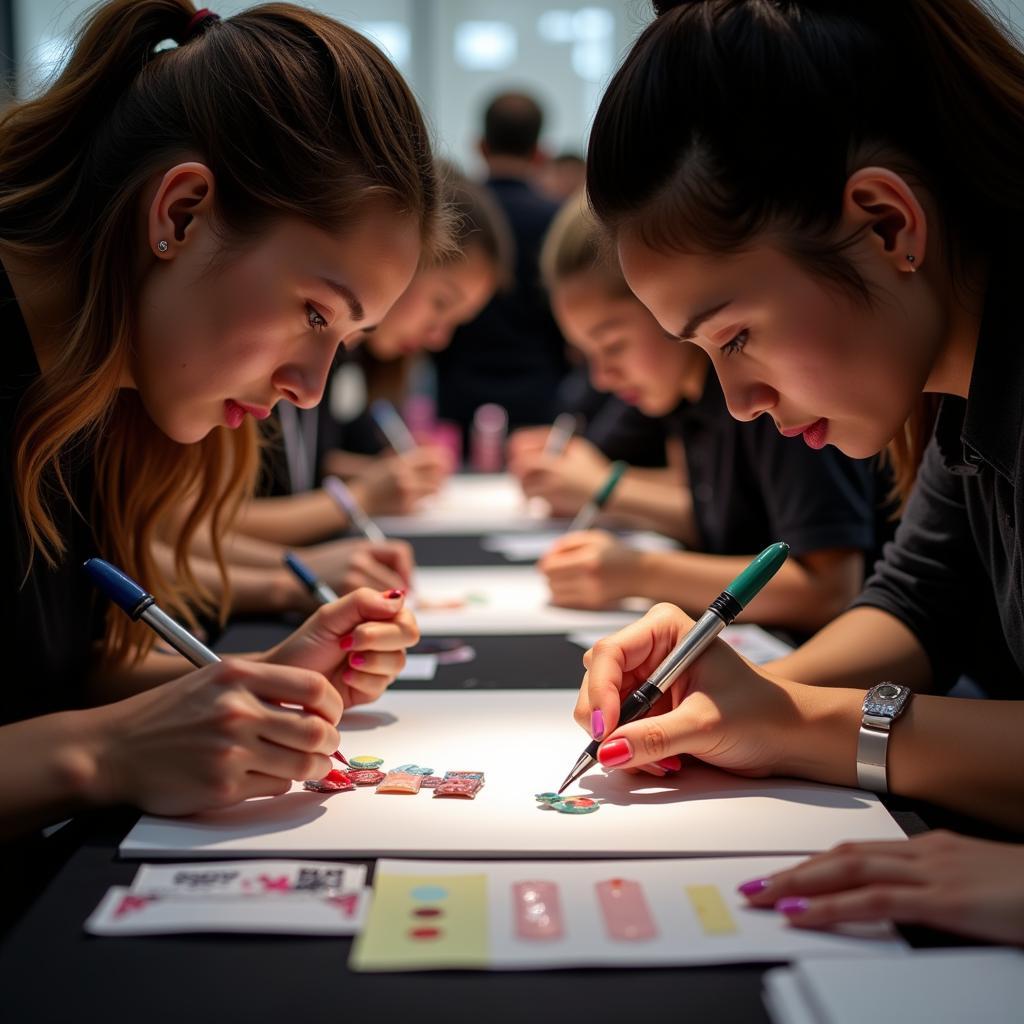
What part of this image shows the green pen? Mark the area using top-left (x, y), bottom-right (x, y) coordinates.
top-left (557, 542), bottom-right (790, 793)
top-left (567, 460), bottom-right (628, 532)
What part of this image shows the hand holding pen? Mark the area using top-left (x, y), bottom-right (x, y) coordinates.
top-left (561, 543), bottom-right (790, 790)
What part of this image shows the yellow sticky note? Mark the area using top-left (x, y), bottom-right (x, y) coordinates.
top-left (685, 884), bottom-right (737, 935)
top-left (350, 874), bottom-right (489, 971)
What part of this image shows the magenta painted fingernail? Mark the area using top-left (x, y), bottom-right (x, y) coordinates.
top-left (339, 634), bottom-right (354, 650)
top-left (775, 897), bottom-right (809, 916)
top-left (655, 755), bottom-right (682, 773)
top-left (349, 653), bottom-right (366, 668)
top-left (738, 878), bottom-right (770, 897)
top-left (384, 588), bottom-right (405, 600)
top-left (597, 737), bottom-right (633, 767)
top-left (591, 708), bottom-right (605, 740)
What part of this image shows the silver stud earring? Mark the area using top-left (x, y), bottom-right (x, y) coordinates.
top-left (157, 240), bottom-right (169, 253)
top-left (906, 253), bottom-right (916, 271)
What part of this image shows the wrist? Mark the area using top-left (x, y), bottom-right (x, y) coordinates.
top-left (61, 705), bottom-right (122, 808)
top-left (771, 680), bottom-right (863, 787)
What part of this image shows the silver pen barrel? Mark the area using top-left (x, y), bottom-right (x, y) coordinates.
top-left (647, 608), bottom-right (726, 695)
top-left (140, 604), bottom-right (219, 667)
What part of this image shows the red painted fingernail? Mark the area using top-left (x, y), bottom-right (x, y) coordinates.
top-left (384, 589), bottom-right (405, 599)
top-left (597, 737), bottom-right (632, 767)
top-left (738, 878), bottom-right (770, 897)
top-left (655, 755), bottom-right (682, 773)
top-left (591, 708), bottom-right (605, 740)
top-left (350, 653), bottom-right (366, 668)
top-left (775, 897), bottom-right (809, 916)
top-left (339, 634), bottom-right (354, 650)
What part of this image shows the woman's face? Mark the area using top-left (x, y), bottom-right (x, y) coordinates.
top-left (134, 206), bottom-right (421, 443)
top-left (617, 234), bottom-right (945, 458)
top-left (551, 270), bottom-right (699, 416)
top-left (365, 246), bottom-right (497, 361)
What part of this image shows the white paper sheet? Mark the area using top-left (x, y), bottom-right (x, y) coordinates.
top-left (481, 530), bottom-right (679, 563)
top-left (763, 950), bottom-right (1024, 1024)
top-left (411, 565), bottom-right (642, 635)
top-left (121, 690), bottom-right (905, 860)
top-left (567, 622), bottom-right (794, 664)
top-left (350, 857), bottom-right (905, 971)
top-left (377, 474), bottom-right (554, 535)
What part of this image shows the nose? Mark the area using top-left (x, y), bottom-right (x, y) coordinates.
top-left (717, 367), bottom-right (777, 423)
top-left (272, 340), bottom-right (340, 409)
top-left (588, 357), bottom-right (617, 393)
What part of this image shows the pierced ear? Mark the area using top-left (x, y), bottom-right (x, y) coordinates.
top-left (147, 162), bottom-right (216, 258)
top-left (841, 166), bottom-right (927, 274)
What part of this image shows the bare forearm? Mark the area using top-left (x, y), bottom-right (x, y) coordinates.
top-left (232, 490), bottom-right (349, 546)
top-left (88, 648), bottom-right (198, 703)
top-left (769, 606), bottom-right (933, 692)
top-left (634, 549), bottom-right (863, 632)
top-left (778, 682), bottom-right (1024, 830)
top-left (606, 474), bottom-right (695, 542)
top-left (0, 710), bottom-right (104, 838)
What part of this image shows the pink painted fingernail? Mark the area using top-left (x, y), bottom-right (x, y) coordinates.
top-left (339, 634), bottom-right (354, 650)
top-left (597, 737), bottom-right (632, 767)
top-left (591, 708), bottom-right (605, 740)
top-left (655, 755), bottom-right (682, 773)
top-left (639, 764), bottom-right (667, 777)
top-left (384, 588), bottom-right (405, 600)
top-left (738, 878), bottom-right (770, 897)
top-left (775, 897), bottom-right (809, 916)
top-left (349, 653), bottom-right (366, 668)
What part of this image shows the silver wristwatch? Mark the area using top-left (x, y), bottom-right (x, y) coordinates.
top-left (856, 682), bottom-right (912, 793)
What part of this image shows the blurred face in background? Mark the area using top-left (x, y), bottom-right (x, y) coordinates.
top-left (551, 269), bottom-right (703, 417)
top-left (364, 246), bottom-right (498, 361)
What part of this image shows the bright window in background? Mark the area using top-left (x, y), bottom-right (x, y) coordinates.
top-left (536, 6), bottom-right (614, 83)
top-left (454, 21), bottom-right (518, 72)
top-left (353, 20), bottom-right (411, 71)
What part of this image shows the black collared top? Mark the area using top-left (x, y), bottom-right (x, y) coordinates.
top-left (665, 371), bottom-right (879, 562)
top-left (854, 259), bottom-right (1024, 696)
top-left (0, 267), bottom-right (105, 724)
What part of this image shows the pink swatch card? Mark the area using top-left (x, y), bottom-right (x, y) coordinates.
top-left (594, 879), bottom-right (658, 941)
top-left (512, 881), bottom-right (564, 940)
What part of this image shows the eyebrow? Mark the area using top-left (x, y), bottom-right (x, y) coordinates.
top-left (319, 277), bottom-right (365, 323)
top-left (676, 300), bottom-right (733, 341)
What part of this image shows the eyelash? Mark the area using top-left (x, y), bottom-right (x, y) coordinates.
top-left (307, 304), bottom-right (328, 332)
top-left (722, 329), bottom-right (749, 356)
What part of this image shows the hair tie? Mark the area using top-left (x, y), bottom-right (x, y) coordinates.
top-left (185, 8), bottom-right (220, 41)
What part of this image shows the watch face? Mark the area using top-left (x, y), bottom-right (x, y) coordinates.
top-left (864, 682), bottom-right (910, 719)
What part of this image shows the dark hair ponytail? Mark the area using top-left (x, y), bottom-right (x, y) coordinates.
top-left (587, 0), bottom-right (1024, 501)
top-left (0, 0), bottom-right (446, 663)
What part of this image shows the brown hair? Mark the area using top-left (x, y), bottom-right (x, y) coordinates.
top-left (540, 190), bottom-right (630, 297)
top-left (587, 0), bottom-right (1024, 506)
top-left (0, 0), bottom-right (445, 662)
top-left (439, 163), bottom-right (515, 290)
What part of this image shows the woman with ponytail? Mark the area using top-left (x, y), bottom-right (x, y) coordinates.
top-left (0, 1), bottom-right (448, 836)
top-left (575, 0), bottom-right (1024, 943)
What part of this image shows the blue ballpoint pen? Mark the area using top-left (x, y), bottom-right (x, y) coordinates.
top-left (283, 551), bottom-right (339, 606)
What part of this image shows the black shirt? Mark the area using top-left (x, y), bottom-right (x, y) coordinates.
top-left (667, 371), bottom-right (878, 560)
top-left (854, 259), bottom-right (1024, 697)
top-left (0, 268), bottom-right (105, 725)
top-left (434, 176), bottom-right (568, 436)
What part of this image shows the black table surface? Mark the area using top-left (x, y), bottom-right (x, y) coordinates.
top-left (0, 531), bottom-right (943, 1024)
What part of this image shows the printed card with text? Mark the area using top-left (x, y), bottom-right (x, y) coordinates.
top-left (129, 859), bottom-right (366, 898)
top-left (85, 885), bottom-right (370, 937)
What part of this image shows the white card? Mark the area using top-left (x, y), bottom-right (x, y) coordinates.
top-left (397, 654), bottom-right (438, 681)
top-left (130, 859), bottom-right (366, 898)
top-left (85, 885), bottom-right (371, 936)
